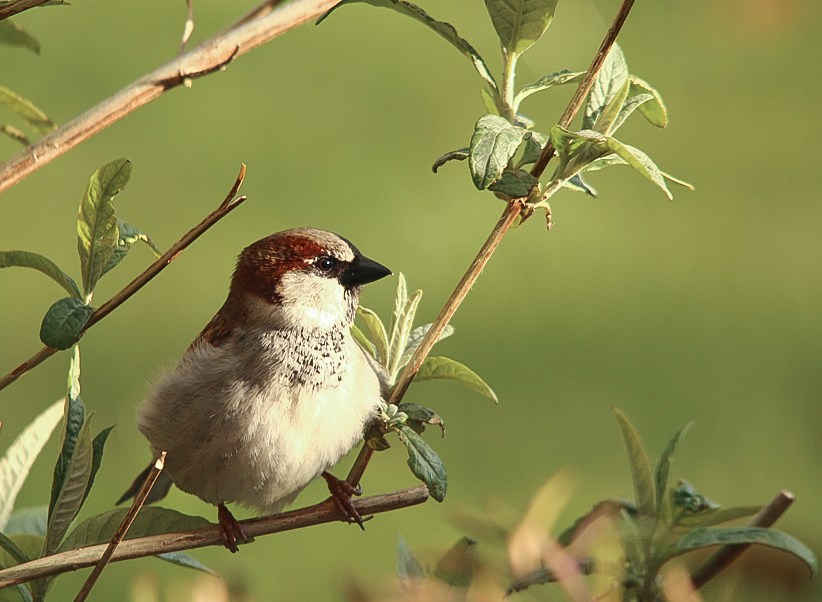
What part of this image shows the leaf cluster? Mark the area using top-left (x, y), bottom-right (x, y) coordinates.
top-left (352, 274), bottom-right (496, 503)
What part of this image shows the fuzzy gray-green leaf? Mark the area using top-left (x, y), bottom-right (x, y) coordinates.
top-left (39, 297), bottom-right (93, 350)
top-left (514, 70), bottom-right (584, 111)
top-left (488, 169), bottom-right (539, 198)
top-left (318, 0), bottom-right (497, 93)
top-left (583, 45), bottom-right (628, 130)
top-left (0, 20), bottom-right (40, 54)
top-left (416, 356), bottom-right (498, 403)
top-left (630, 75), bottom-right (668, 127)
top-left (398, 323), bottom-right (454, 372)
top-left (600, 139), bottom-right (673, 200)
top-left (0, 251), bottom-right (81, 299)
top-left (49, 354), bottom-right (85, 521)
top-left (593, 78), bottom-right (630, 135)
top-left (357, 307), bottom-right (388, 365)
top-left (396, 425), bottom-right (447, 502)
top-left (660, 527), bottom-right (818, 577)
top-left (397, 534), bottom-right (425, 584)
top-left (434, 536), bottom-right (477, 588)
top-left (0, 86), bottom-right (55, 135)
top-left (485, 0), bottom-right (558, 56)
top-left (100, 219), bottom-right (162, 279)
top-left (0, 399), bottom-right (63, 531)
top-left (608, 92), bottom-right (653, 135)
top-left (156, 551), bottom-right (217, 575)
top-left (562, 174), bottom-right (597, 197)
top-left (77, 158), bottom-right (132, 297)
top-left (432, 148), bottom-right (469, 173)
top-left (388, 288), bottom-right (422, 381)
top-left (655, 422), bottom-right (692, 526)
top-left (612, 408), bottom-right (655, 518)
top-left (350, 324), bottom-right (377, 360)
top-left (469, 114), bottom-right (525, 190)
top-left (4, 507), bottom-right (48, 537)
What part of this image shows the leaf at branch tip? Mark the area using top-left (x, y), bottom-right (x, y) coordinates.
top-left (100, 218), bottom-right (163, 279)
top-left (77, 158), bottom-right (132, 297)
top-left (488, 169), bottom-right (539, 199)
top-left (58, 506), bottom-right (211, 554)
top-left (434, 536), bottom-right (477, 588)
top-left (39, 297), bottom-right (93, 350)
top-left (44, 413), bottom-right (94, 556)
top-left (0, 399), bottom-right (63, 531)
top-left (318, 0), bottom-right (498, 94)
top-left (416, 356), bottom-right (497, 403)
top-left (1, 123), bottom-right (30, 146)
top-left (397, 323), bottom-right (454, 372)
top-left (612, 408), bottom-right (655, 519)
top-left (630, 75), bottom-right (668, 128)
top-left (395, 425), bottom-right (447, 502)
top-left (583, 44), bottom-right (628, 131)
top-left (660, 527), bottom-right (818, 578)
top-left (432, 148), bottom-right (469, 174)
top-left (514, 70), bottom-right (585, 110)
top-left (469, 115), bottom-right (526, 190)
top-left (357, 307), bottom-right (388, 366)
top-left (485, 0), bottom-right (558, 57)
top-left (156, 551), bottom-right (218, 576)
top-left (350, 324), bottom-right (377, 360)
top-left (388, 289), bottom-right (422, 381)
top-left (562, 174), bottom-right (597, 197)
top-left (0, 20), bottom-right (41, 54)
top-left (600, 139), bottom-right (674, 200)
top-left (398, 402), bottom-right (445, 437)
top-left (654, 422), bottom-right (692, 525)
top-left (390, 272), bottom-right (408, 333)
top-left (0, 86), bottom-right (56, 135)
top-left (0, 250), bottom-right (81, 298)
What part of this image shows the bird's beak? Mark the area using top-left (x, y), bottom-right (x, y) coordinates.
top-left (341, 255), bottom-right (392, 287)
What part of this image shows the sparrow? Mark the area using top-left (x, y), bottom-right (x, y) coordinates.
top-left (119, 227), bottom-right (392, 552)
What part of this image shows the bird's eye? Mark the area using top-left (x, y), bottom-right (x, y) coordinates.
top-left (316, 255), bottom-right (336, 272)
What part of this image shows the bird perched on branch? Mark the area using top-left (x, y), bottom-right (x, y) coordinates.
top-left (119, 228), bottom-right (391, 552)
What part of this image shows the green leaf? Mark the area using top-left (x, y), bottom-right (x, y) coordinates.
top-left (514, 70), bottom-right (585, 110)
top-left (629, 75), bottom-right (668, 128)
top-left (390, 272), bottom-right (408, 338)
top-left (0, 86), bottom-right (55, 135)
top-left (44, 413), bottom-right (94, 555)
top-left (608, 92), bottom-right (653, 135)
top-left (557, 499), bottom-right (635, 547)
top-left (397, 323), bottom-right (454, 373)
top-left (0, 250), bottom-right (81, 298)
top-left (612, 408), bottom-right (655, 518)
top-left (670, 479), bottom-right (719, 514)
top-left (357, 307), bottom-right (388, 365)
top-left (397, 534), bottom-right (425, 584)
top-left (599, 138), bottom-right (673, 200)
top-left (39, 297), bottom-right (93, 350)
top-left (515, 130), bottom-right (546, 169)
top-left (317, 0), bottom-right (498, 94)
top-left (562, 174), bottom-right (597, 197)
top-left (432, 148), bottom-right (469, 174)
top-left (592, 78), bottom-right (630, 135)
top-left (548, 125), bottom-right (605, 173)
top-left (100, 219), bottom-right (162, 279)
top-left (416, 356), bottom-right (498, 403)
top-left (0, 124), bottom-right (29, 146)
top-left (674, 505), bottom-right (761, 531)
top-left (395, 425), bottom-right (447, 502)
top-left (387, 288), bottom-right (422, 381)
top-left (485, 0), bottom-right (558, 57)
top-left (0, 532), bottom-right (28, 566)
top-left (0, 399), bottom-right (63, 530)
top-left (583, 45), bottom-right (628, 130)
top-left (0, 20), bottom-right (40, 54)
top-left (469, 114), bottom-right (525, 190)
top-left (433, 536), bottom-right (477, 588)
top-left (660, 527), bottom-right (818, 577)
top-left (397, 402), bottom-right (445, 436)
top-left (654, 422), bottom-right (692, 526)
top-left (80, 425), bottom-right (115, 508)
top-left (480, 88), bottom-right (498, 115)
top-left (77, 158), bottom-right (132, 297)
top-left (350, 324), bottom-right (377, 360)
top-left (4, 507), bottom-right (48, 537)
top-left (488, 169), bottom-right (539, 198)
top-left (156, 551), bottom-right (217, 575)
top-left (58, 507), bottom-right (210, 553)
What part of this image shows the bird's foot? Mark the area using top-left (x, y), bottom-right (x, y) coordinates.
top-left (217, 503), bottom-right (248, 553)
top-left (321, 471), bottom-right (370, 530)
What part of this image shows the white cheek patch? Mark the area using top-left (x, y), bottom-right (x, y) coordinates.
top-left (278, 271), bottom-right (349, 329)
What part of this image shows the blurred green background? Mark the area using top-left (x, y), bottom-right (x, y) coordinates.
top-left (1, 0), bottom-right (821, 600)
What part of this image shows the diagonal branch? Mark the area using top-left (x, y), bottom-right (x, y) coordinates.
top-left (0, 485), bottom-right (429, 589)
top-left (0, 0), bottom-right (54, 22)
top-left (0, 0), bottom-right (340, 196)
top-left (0, 165), bottom-right (248, 393)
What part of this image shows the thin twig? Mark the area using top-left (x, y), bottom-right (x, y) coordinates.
top-left (179, 0), bottom-right (195, 56)
top-left (0, 165), bottom-right (247, 393)
top-left (347, 0), bottom-right (638, 488)
top-left (529, 0), bottom-right (636, 181)
top-left (689, 490), bottom-right (795, 589)
top-left (0, 0), bottom-right (340, 195)
top-left (73, 453), bottom-right (167, 602)
top-left (0, 485), bottom-right (429, 589)
top-left (0, 0), bottom-right (54, 21)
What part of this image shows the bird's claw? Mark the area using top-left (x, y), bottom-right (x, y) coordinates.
top-left (321, 471), bottom-right (370, 529)
top-left (217, 503), bottom-right (248, 553)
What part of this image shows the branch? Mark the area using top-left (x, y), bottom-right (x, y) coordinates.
top-left (689, 490), bottom-right (794, 589)
top-left (0, 485), bottom-right (429, 589)
top-left (0, 0), bottom-right (340, 196)
top-left (0, 164), bottom-right (248, 392)
top-left (347, 0), bottom-right (638, 488)
top-left (529, 0), bottom-right (636, 181)
top-left (0, 0), bottom-right (54, 22)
